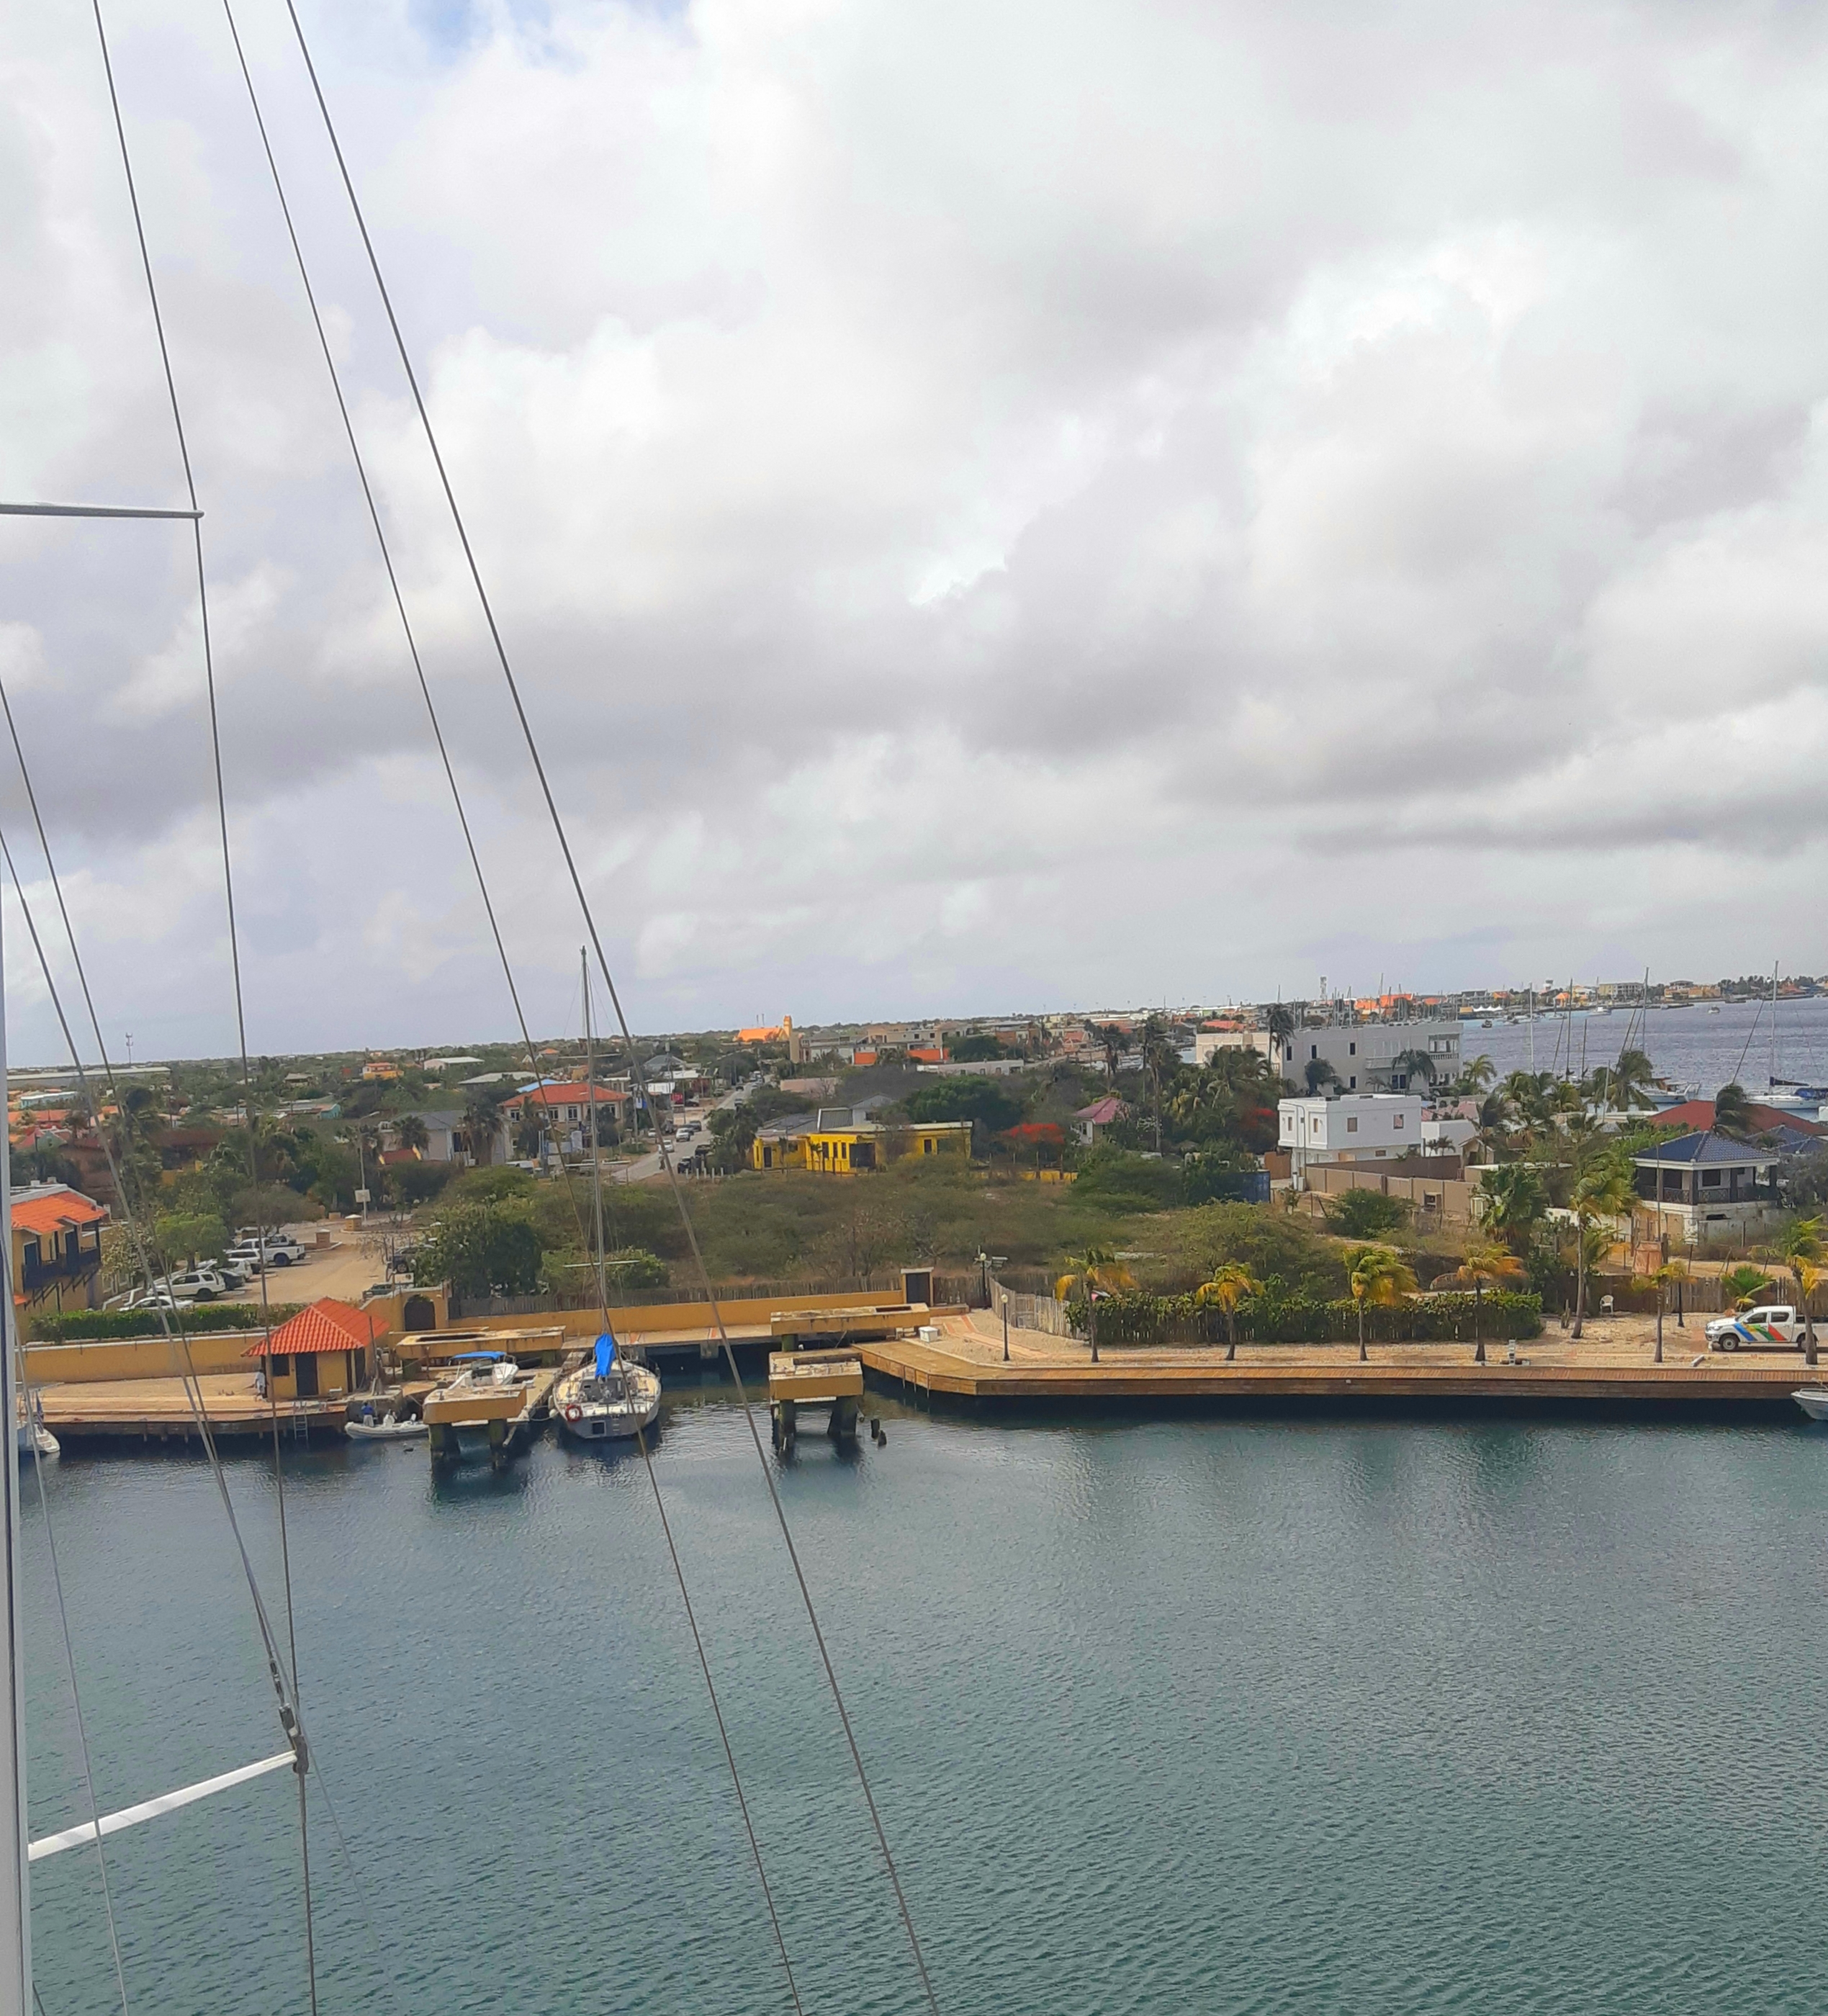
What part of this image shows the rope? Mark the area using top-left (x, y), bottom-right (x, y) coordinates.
top-left (220, 12), bottom-right (804, 2004)
top-left (279, 12), bottom-right (940, 2005)
top-left (82, 4), bottom-right (318, 2002)
top-left (20, 1391), bottom-right (130, 2015)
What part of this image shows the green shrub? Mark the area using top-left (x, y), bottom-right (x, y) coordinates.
top-left (1325, 1190), bottom-right (1411, 1239)
top-left (32, 1304), bottom-right (305, 1342)
top-left (1071, 1147), bottom-right (1182, 1211)
top-left (1064, 1287), bottom-right (1542, 1346)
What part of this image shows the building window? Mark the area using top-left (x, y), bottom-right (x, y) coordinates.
top-left (1349, 1076), bottom-right (1356, 1089)
top-left (1346, 1117), bottom-right (1359, 1133)
top-left (1394, 1115), bottom-right (1405, 1129)
top-left (269, 1354), bottom-right (290, 1377)
top-left (1349, 1043), bottom-right (1356, 1056)
top-left (1310, 1045), bottom-right (1318, 1060)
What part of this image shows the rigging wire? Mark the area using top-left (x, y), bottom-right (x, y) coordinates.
top-left (276, 8), bottom-right (940, 2005)
top-left (217, 15), bottom-right (805, 2002)
top-left (17, 1382), bottom-right (130, 2016)
top-left (82, 1), bottom-right (320, 2003)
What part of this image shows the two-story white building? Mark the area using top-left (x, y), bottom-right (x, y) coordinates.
top-left (1287, 1022), bottom-right (1461, 1094)
top-left (1279, 1094), bottom-right (1427, 1177)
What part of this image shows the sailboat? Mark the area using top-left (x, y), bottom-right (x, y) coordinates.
top-left (553, 1331), bottom-right (660, 1444)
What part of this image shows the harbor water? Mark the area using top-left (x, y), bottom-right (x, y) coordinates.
top-left (22, 1397), bottom-right (1828, 2014)
top-left (1463, 994), bottom-right (1828, 1094)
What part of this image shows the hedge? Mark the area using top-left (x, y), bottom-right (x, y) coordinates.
top-left (31, 1304), bottom-right (306, 1343)
top-left (1065, 1288), bottom-right (1543, 1346)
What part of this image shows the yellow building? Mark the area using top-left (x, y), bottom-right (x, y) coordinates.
top-left (752, 1106), bottom-right (972, 1173)
top-left (245, 1297), bottom-right (375, 1400)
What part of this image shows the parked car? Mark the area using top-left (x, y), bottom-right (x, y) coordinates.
top-left (1707, 1305), bottom-right (1816, 1352)
top-left (228, 1232), bottom-right (308, 1268)
top-left (159, 1268), bottom-right (228, 1303)
top-left (121, 1290), bottom-right (192, 1314)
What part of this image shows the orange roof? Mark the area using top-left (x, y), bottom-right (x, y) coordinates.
top-left (12, 1189), bottom-right (107, 1236)
top-left (245, 1297), bottom-right (375, 1359)
top-left (505, 1083), bottom-right (627, 1109)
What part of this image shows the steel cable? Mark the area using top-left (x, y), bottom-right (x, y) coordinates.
top-left (276, 7), bottom-right (940, 2004)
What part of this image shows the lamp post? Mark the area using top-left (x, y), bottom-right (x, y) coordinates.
top-left (1001, 1294), bottom-right (1010, 1363)
top-left (1089, 1288), bottom-right (1101, 1365)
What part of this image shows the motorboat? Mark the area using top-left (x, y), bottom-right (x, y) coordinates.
top-left (553, 1333), bottom-right (660, 1444)
top-left (1793, 1390), bottom-right (1828, 1421)
top-left (345, 1408), bottom-right (427, 1443)
top-left (16, 1393), bottom-right (57, 1461)
top-left (422, 1352), bottom-right (539, 1459)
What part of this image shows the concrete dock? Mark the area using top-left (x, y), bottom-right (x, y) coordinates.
top-left (36, 1374), bottom-right (351, 1444)
top-left (855, 1313), bottom-right (1824, 1415)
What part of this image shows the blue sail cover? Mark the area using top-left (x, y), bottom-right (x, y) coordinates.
top-left (594, 1332), bottom-right (618, 1377)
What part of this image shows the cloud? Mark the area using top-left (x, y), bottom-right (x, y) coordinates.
top-left (3, 0), bottom-right (1828, 1058)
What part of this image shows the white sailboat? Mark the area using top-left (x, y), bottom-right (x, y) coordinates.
top-left (554, 1335), bottom-right (660, 1444)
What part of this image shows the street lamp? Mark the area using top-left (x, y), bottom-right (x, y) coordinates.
top-left (1001, 1293), bottom-right (1010, 1363)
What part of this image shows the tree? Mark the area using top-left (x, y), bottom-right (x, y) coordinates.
top-left (1392, 1048), bottom-right (1438, 1092)
top-left (1454, 1053), bottom-right (1497, 1097)
top-left (1469, 1090), bottom-right (1513, 1164)
top-left (1780, 1215), bottom-right (1825, 1364)
top-left (1348, 1246), bottom-right (1416, 1362)
top-left (412, 1200), bottom-right (543, 1297)
top-left (1194, 1261), bottom-right (1261, 1362)
top-left (153, 1211), bottom-right (228, 1269)
top-left (513, 1110), bottom-right (546, 1161)
top-left (1568, 1148), bottom-right (1634, 1338)
top-left (1305, 1057), bottom-right (1342, 1095)
top-left (397, 1114), bottom-right (430, 1155)
top-left (1264, 1004), bottom-right (1295, 1074)
top-left (1139, 1014), bottom-right (1182, 1148)
top-left (1055, 1246), bottom-right (1136, 1364)
top-left (463, 1093), bottom-right (503, 1168)
top-left (1436, 1240), bottom-right (1526, 1360)
top-left (1719, 1261), bottom-right (1773, 1308)
top-left (1610, 1048), bottom-right (1657, 1112)
top-left (1325, 1189), bottom-right (1410, 1239)
top-left (903, 1076), bottom-right (1025, 1135)
top-left (1651, 1259), bottom-right (1688, 1363)
top-left (1095, 1025), bottom-right (1128, 1089)
top-left (1477, 1164), bottom-right (1547, 1249)
top-left (947, 1032), bottom-right (1005, 1063)
top-left (1712, 1082), bottom-right (1755, 1140)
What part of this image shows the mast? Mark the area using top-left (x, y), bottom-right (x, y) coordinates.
top-left (1772, 960), bottom-right (1780, 1090)
top-left (583, 948), bottom-right (609, 1323)
top-left (1528, 986), bottom-right (1534, 1071)
top-left (0, 883), bottom-right (32, 2009)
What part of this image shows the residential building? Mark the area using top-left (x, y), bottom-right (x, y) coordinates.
top-left (1071, 1097), bottom-right (1129, 1146)
top-left (12, 1184), bottom-right (108, 1314)
top-left (1631, 1133), bottom-right (1783, 1246)
top-left (1279, 1094), bottom-right (1426, 1178)
top-left (245, 1297), bottom-right (376, 1401)
top-left (501, 1082), bottom-right (631, 1156)
top-left (1642, 1099), bottom-right (1827, 1148)
top-left (1286, 1020), bottom-right (1462, 1093)
top-left (750, 1107), bottom-right (972, 1172)
top-left (379, 1110), bottom-right (471, 1164)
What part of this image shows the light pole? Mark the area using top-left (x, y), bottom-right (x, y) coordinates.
top-left (1001, 1294), bottom-right (1009, 1363)
top-left (1089, 1288), bottom-right (1100, 1364)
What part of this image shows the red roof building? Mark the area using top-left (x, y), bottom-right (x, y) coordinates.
top-left (243, 1297), bottom-right (376, 1359)
top-left (1647, 1101), bottom-right (1824, 1143)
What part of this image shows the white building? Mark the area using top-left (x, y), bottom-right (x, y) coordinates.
top-left (1279, 1094), bottom-right (1427, 1177)
top-left (1287, 1022), bottom-right (1460, 1094)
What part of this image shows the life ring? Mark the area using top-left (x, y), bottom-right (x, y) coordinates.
top-left (564, 1405), bottom-right (582, 1421)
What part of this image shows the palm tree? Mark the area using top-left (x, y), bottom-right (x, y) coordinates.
top-left (1055, 1246), bottom-right (1137, 1364)
top-left (1611, 1047), bottom-right (1657, 1112)
top-left (1347, 1245), bottom-right (1417, 1362)
top-left (1094, 1025), bottom-right (1127, 1089)
top-left (1264, 1003), bottom-right (1295, 1075)
top-left (1195, 1261), bottom-right (1261, 1362)
top-left (1568, 1148), bottom-right (1634, 1338)
top-left (463, 1094), bottom-right (499, 1168)
top-left (1469, 1090), bottom-right (1513, 1164)
top-left (1719, 1261), bottom-right (1773, 1309)
top-left (1455, 1053), bottom-right (1497, 1097)
top-left (1712, 1082), bottom-right (1755, 1139)
top-left (397, 1113), bottom-right (430, 1155)
top-left (1392, 1048), bottom-right (1438, 1093)
top-left (1477, 1163), bottom-right (1546, 1251)
top-left (1436, 1240), bottom-right (1526, 1361)
top-left (1651, 1259), bottom-right (1688, 1363)
top-left (1780, 1215), bottom-right (1824, 1364)
top-left (1305, 1057), bottom-right (1341, 1095)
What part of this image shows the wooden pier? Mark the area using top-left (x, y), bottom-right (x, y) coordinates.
top-left (36, 1374), bottom-right (350, 1446)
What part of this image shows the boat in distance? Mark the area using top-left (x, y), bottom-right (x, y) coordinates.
top-left (1792, 1390), bottom-right (1828, 1421)
top-left (554, 1334), bottom-right (660, 1443)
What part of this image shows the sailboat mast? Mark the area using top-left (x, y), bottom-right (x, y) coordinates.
top-left (0, 890), bottom-right (32, 2007)
top-left (583, 948), bottom-right (609, 1323)
top-left (1772, 960), bottom-right (1780, 1089)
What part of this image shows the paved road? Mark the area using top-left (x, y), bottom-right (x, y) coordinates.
top-left (613, 1086), bottom-right (743, 1183)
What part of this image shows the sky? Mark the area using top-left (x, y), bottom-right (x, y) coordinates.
top-left (2, 0), bottom-right (1827, 1063)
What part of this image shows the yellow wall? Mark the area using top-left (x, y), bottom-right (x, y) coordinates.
top-left (752, 1122), bottom-right (971, 1174)
top-left (24, 1334), bottom-right (258, 1385)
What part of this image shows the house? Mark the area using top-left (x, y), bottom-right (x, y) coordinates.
top-left (1631, 1133), bottom-right (1783, 1246)
top-left (359, 1059), bottom-right (401, 1081)
top-left (501, 1082), bottom-right (631, 1155)
top-left (1284, 1022), bottom-right (1462, 1094)
top-left (12, 1184), bottom-right (108, 1314)
top-left (750, 1107), bottom-right (973, 1172)
top-left (1071, 1096), bottom-right (1129, 1146)
top-left (379, 1110), bottom-right (471, 1164)
top-left (244, 1298), bottom-right (376, 1401)
top-left (1279, 1095), bottom-right (1426, 1179)
top-left (1643, 1100), bottom-right (1826, 1151)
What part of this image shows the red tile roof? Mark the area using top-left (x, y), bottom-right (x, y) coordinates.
top-left (1649, 1101), bottom-right (1824, 1138)
top-left (245, 1297), bottom-right (376, 1359)
top-left (12, 1189), bottom-right (107, 1237)
top-left (1073, 1097), bottom-right (1128, 1125)
top-left (505, 1083), bottom-right (629, 1109)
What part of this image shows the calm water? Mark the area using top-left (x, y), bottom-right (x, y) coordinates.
top-left (21, 1398), bottom-right (1828, 2015)
top-left (1466, 996), bottom-right (1828, 1095)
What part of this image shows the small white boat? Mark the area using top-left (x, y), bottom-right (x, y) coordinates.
top-left (423, 1353), bottom-right (539, 1459)
top-left (1793, 1390), bottom-right (1828, 1421)
top-left (553, 1335), bottom-right (660, 1443)
top-left (344, 1410), bottom-right (427, 1443)
top-left (17, 1393), bottom-right (58, 1459)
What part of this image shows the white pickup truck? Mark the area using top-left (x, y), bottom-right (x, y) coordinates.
top-left (1706, 1305), bottom-right (1816, 1352)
